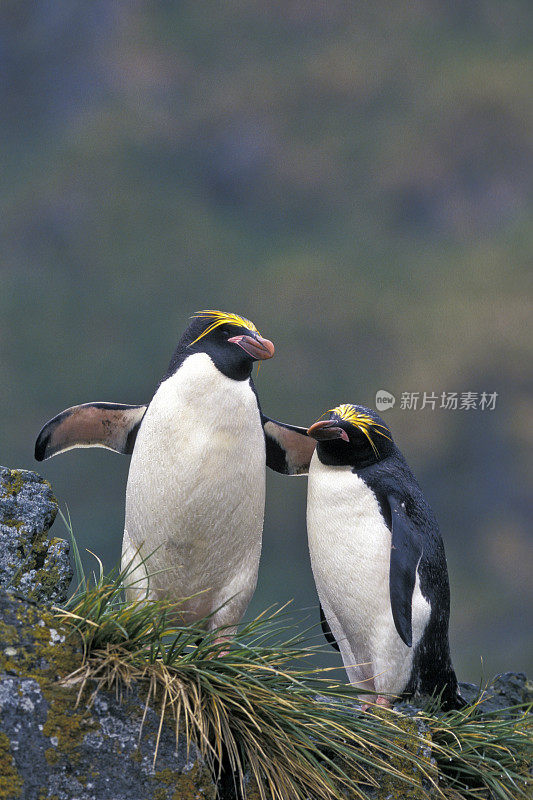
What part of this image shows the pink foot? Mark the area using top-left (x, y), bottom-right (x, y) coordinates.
top-left (212, 636), bottom-right (230, 658)
top-left (361, 695), bottom-right (392, 712)
top-left (375, 695), bottom-right (392, 708)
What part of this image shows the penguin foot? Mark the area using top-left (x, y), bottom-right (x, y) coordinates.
top-left (375, 695), bottom-right (392, 708)
top-left (361, 695), bottom-right (392, 712)
top-left (212, 636), bottom-right (231, 658)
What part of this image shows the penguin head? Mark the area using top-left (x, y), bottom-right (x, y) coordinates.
top-left (182, 310), bottom-right (275, 380)
top-left (307, 404), bottom-right (394, 468)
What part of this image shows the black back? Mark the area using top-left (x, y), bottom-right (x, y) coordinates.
top-left (357, 449), bottom-right (461, 707)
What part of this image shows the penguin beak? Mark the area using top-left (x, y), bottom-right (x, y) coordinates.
top-left (307, 419), bottom-right (350, 442)
top-left (228, 334), bottom-right (275, 361)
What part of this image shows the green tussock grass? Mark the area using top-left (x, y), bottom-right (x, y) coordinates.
top-left (52, 513), bottom-right (532, 800)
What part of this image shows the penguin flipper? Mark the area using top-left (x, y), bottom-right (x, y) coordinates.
top-left (261, 415), bottom-right (316, 475)
top-left (35, 402), bottom-right (147, 461)
top-left (320, 603), bottom-right (340, 651)
top-left (387, 494), bottom-right (423, 648)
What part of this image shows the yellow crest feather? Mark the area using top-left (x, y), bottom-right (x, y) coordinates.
top-left (329, 404), bottom-right (392, 457)
top-left (189, 310), bottom-right (259, 346)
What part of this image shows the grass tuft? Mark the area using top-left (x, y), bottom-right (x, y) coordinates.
top-left (53, 516), bottom-right (532, 800)
top-left (429, 699), bottom-right (532, 800)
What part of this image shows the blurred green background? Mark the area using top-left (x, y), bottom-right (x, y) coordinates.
top-left (2, 1), bottom-right (531, 682)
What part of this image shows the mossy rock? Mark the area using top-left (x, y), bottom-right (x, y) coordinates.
top-left (0, 591), bottom-right (216, 800)
top-left (0, 467), bottom-right (72, 606)
top-left (371, 710), bottom-right (437, 799)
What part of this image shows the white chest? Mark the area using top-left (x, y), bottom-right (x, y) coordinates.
top-left (306, 452), bottom-right (430, 695)
top-left (307, 454), bottom-right (392, 608)
top-left (123, 353), bottom-right (266, 622)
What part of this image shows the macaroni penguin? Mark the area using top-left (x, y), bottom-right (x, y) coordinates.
top-left (306, 403), bottom-right (463, 709)
top-left (35, 311), bottom-right (315, 634)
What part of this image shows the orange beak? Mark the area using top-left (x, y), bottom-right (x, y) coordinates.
top-left (228, 334), bottom-right (275, 360)
top-left (307, 419), bottom-right (349, 441)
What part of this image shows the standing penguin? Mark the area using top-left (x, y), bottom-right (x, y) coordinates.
top-left (306, 403), bottom-right (463, 708)
top-left (35, 311), bottom-right (315, 634)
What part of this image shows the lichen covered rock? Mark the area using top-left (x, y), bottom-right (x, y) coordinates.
top-left (373, 713), bottom-right (436, 800)
top-left (314, 694), bottom-right (437, 799)
top-left (0, 466), bottom-right (72, 605)
top-left (0, 591), bottom-right (216, 800)
top-left (458, 672), bottom-right (533, 712)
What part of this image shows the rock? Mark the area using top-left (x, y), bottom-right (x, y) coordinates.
top-left (314, 694), bottom-right (437, 799)
top-left (317, 675), bottom-right (532, 800)
top-left (458, 672), bottom-right (533, 713)
top-left (389, 673), bottom-right (533, 720)
top-left (0, 468), bottom-right (215, 799)
top-left (0, 591), bottom-right (216, 800)
top-left (0, 466), bottom-right (72, 605)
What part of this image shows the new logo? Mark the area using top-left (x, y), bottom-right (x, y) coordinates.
top-left (375, 390), bottom-right (395, 411)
